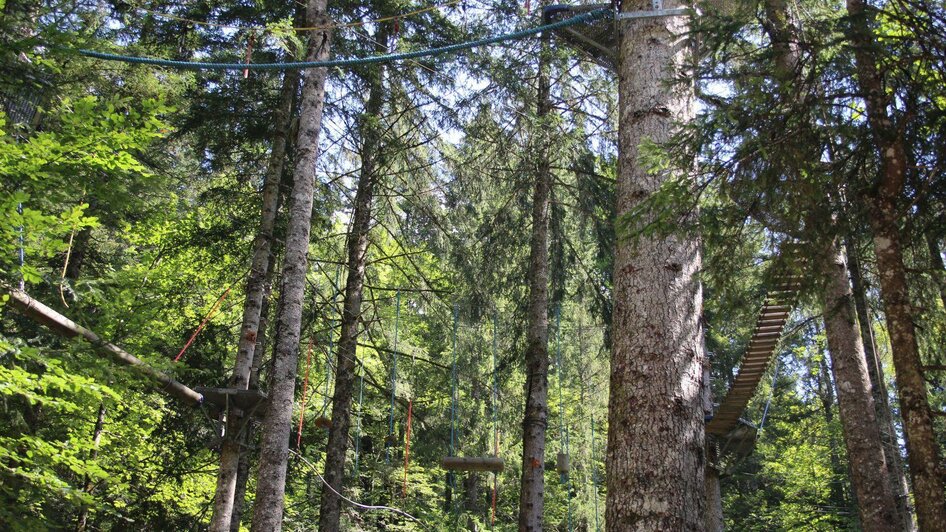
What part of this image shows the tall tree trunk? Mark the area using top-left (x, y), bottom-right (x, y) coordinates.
top-left (317, 30), bottom-right (387, 532)
top-left (816, 355), bottom-right (849, 508)
top-left (209, 66), bottom-right (299, 532)
top-left (607, 2), bottom-right (705, 529)
top-left (847, 238), bottom-right (915, 531)
top-left (759, 0), bottom-right (902, 525)
top-left (517, 25), bottom-right (553, 532)
top-left (819, 241), bottom-right (900, 529)
top-left (844, 1), bottom-right (946, 528)
top-left (230, 253), bottom-right (279, 532)
top-left (249, 0), bottom-right (332, 527)
top-left (703, 357), bottom-right (723, 532)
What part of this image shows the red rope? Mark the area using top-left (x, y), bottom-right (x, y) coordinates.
top-left (296, 334), bottom-right (315, 449)
top-left (401, 398), bottom-right (413, 497)
top-left (174, 285), bottom-right (232, 362)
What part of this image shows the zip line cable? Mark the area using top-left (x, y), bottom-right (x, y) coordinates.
top-left (76, 8), bottom-right (611, 70)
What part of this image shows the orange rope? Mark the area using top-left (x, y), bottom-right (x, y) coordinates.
top-left (296, 334), bottom-right (315, 448)
top-left (401, 398), bottom-right (413, 497)
top-left (174, 285), bottom-right (232, 362)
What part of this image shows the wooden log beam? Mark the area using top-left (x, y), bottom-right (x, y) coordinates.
top-left (441, 456), bottom-right (504, 472)
top-left (7, 289), bottom-right (203, 407)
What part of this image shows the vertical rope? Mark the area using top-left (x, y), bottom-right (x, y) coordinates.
top-left (386, 290), bottom-right (401, 463)
top-left (583, 321), bottom-right (600, 532)
top-left (556, 305), bottom-right (571, 531)
top-left (296, 334), bottom-right (315, 449)
top-left (354, 363), bottom-right (365, 478)
top-left (402, 396), bottom-right (413, 497)
top-left (449, 304), bottom-right (459, 500)
top-left (326, 267), bottom-right (340, 411)
top-left (491, 313), bottom-right (499, 527)
top-left (17, 202), bottom-right (24, 291)
top-left (591, 415), bottom-right (600, 532)
top-left (758, 357), bottom-right (781, 433)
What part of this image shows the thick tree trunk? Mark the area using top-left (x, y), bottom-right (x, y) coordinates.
top-left (847, 239), bottom-right (915, 531)
top-left (517, 27), bottom-right (553, 532)
top-left (249, 0), bottom-right (332, 528)
top-left (209, 67), bottom-right (298, 532)
top-left (844, 1), bottom-right (946, 528)
top-left (317, 34), bottom-right (387, 532)
top-left (607, 2), bottom-right (705, 529)
top-left (818, 241), bottom-right (900, 530)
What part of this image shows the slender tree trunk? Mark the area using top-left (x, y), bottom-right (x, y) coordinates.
top-left (230, 253), bottom-right (279, 532)
top-left (925, 233), bottom-right (946, 311)
top-left (74, 404), bottom-right (106, 532)
top-left (816, 354), bottom-right (848, 507)
top-left (317, 31), bottom-right (387, 532)
top-left (847, 238), bottom-right (915, 531)
top-left (819, 241), bottom-right (900, 530)
top-left (607, 2), bottom-right (705, 529)
top-left (517, 26), bottom-right (553, 532)
top-left (703, 357), bottom-right (723, 532)
top-left (844, 2), bottom-right (946, 528)
top-left (209, 67), bottom-right (299, 532)
top-left (249, 0), bottom-right (332, 528)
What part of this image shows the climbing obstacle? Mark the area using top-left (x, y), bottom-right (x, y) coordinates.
top-left (441, 456), bottom-right (504, 472)
top-left (707, 246), bottom-right (804, 440)
top-left (543, 4), bottom-right (616, 69)
top-left (196, 386), bottom-right (267, 420)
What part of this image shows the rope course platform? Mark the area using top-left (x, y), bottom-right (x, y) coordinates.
top-left (543, 4), bottom-right (616, 69)
top-left (707, 245), bottom-right (804, 446)
top-left (196, 386), bottom-right (267, 416)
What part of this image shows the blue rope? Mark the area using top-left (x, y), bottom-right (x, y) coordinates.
top-left (386, 290), bottom-right (401, 464)
top-left (78, 8), bottom-right (611, 71)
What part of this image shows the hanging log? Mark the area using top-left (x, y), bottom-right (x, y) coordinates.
top-left (441, 456), bottom-right (504, 473)
top-left (6, 289), bottom-right (203, 406)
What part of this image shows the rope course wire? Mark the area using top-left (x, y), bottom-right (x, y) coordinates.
top-left (76, 8), bottom-right (611, 70)
top-left (386, 290), bottom-right (401, 463)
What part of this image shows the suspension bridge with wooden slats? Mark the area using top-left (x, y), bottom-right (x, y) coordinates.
top-left (707, 247), bottom-right (804, 454)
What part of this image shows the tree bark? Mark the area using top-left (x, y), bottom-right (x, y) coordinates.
top-left (517, 25), bottom-right (553, 532)
top-left (209, 66), bottom-right (299, 532)
top-left (758, 0), bottom-right (904, 525)
top-left (819, 241), bottom-right (900, 530)
top-left (844, 1), bottom-right (946, 528)
top-left (317, 30), bottom-right (387, 532)
top-left (230, 252), bottom-right (279, 532)
top-left (847, 238), bottom-right (915, 531)
top-left (607, 2), bottom-right (705, 529)
top-left (249, 0), bottom-right (332, 528)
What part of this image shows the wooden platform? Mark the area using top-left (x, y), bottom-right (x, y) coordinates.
top-left (441, 456), bottom-right (504, 472)
top-left (195, 386), bottom-right (267, 415)
top-left (707, 248), bottom-right (803, 437)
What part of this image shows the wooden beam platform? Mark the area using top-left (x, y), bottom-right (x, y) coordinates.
top-left (441, 456), bottom-right (504, 472)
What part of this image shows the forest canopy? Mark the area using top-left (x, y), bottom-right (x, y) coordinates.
top-left (1, 0), bottom-right (944, 530)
